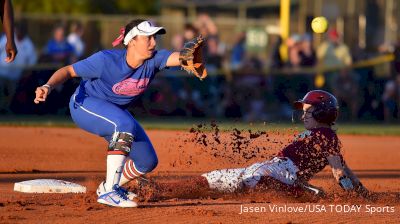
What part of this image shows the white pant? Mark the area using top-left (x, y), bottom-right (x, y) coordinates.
top-left (202, 157), bottom-right (299, 192)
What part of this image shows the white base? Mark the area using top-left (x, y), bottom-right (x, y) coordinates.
top-left (14, 179), bottom-right (86, 193)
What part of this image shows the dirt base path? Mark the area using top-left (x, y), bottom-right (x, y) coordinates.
top-left (0, 127), bottom-right (399, 223)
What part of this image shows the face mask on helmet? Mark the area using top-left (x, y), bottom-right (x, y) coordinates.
top-left (292, 110), bottom-right (305, 124)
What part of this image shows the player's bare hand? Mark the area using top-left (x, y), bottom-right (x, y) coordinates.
top-left (34, 85), bottom-right (51, 104)
top-left (4, 41), bottom-right (18, 63)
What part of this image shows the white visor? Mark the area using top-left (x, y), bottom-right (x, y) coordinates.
top-left (123, 21), bottom-right (166, 45)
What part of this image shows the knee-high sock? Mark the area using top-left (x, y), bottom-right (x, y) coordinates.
top-left (119, 158), bottom-right (144, 186)
top-left (105, 154), bottom-right (126, 191)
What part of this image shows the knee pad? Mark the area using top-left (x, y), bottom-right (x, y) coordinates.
top-left (108, 132), bottom-right (134, 155)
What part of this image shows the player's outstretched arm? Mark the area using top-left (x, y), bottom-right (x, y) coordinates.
top-left (34, 65), bottom-right (78, 104)
top-left (1, 0), bottom-right (17, 63)
top-left (343, 163), bottom-right (369, 196)
top-left (327, 155), bottom-right (354, 190)
top-left (166, 52), bottom-right (180, 67)
top-left (327, 155), bottom-right (368, 195)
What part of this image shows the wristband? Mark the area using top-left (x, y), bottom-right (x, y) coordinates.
top-left (339, 176), bottom-right (354, 190)
top-left (42, 84), bottom-right (52, 90)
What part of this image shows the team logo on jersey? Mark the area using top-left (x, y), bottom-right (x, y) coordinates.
top-left (112, 78), bottom-right (150, 96)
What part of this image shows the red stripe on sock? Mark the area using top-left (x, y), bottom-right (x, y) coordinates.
top-left (122, 168), bottom-right (131, 180)
top-left (128, 159), bottom-right (142, 177)
top-left (123, 159), bottom-right (137, 179)
top-left (122, 160), bottom-right (133, 179)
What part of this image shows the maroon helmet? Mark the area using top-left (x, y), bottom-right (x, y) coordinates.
top-left (293, 90), bottom-right (339, 125)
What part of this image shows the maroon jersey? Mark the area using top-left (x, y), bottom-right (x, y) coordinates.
top-left (278, 127), bottom-right (342, 181)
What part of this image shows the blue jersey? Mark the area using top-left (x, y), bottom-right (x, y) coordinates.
top-left (72, 49), bottom-right (172, 105)
top-left (45, 39), bottom-right (74, 55)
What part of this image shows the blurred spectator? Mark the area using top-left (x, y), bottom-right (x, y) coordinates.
top-left (171, 34), bottom-right (184, 51)
top-left (393, 37), bottom-right (400, 75)
top-left (286, 34), bottom-right (302, 67)
top-left (286, 33), bottom-right (316, 68)
top-left (269, 35), bottom-right (283, 69)
top-left (333, 69), bottom-right (360, 121)
top-left (0, 22), bottom-right (37, 113)
top-left (378, 42), bottom-right (394, 54)
top-left (0, 22), bottom-right (36, 79)
top-left (317, 28), bottom-right (352, 67)
top-left (382, 73), bottom-right (400, 122)
top-left (42, 25), bottom-right (75, 64)
top-left (194, 13), bottom-right (218, 38)
top-left (67, 21), bottom-right (85, 59)
top-left (205, 36), bottom-right (223, 72)
top-left (317, 28), bottom-right (352, 90)
top-left (230, 32), bottom-right (246, 71)
top-left (358, 71), bottom-right (382, 120)
top-left (183, 24), bottom-right (198, 42)
top-left (299, 33), bottom-right (316, 67)
top-left (194, 14), bottom-right (226, 74)
top-left (297, 34), bottom-right (315, 95)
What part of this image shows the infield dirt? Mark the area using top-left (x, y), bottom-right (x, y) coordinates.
top-left (0, 126), bottom-right (399, 223)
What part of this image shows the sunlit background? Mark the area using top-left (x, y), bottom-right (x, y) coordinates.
top-left (1, 0), bottom-right (400, 127)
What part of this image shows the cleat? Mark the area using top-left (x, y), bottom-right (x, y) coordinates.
top-left (97, 181), bottom-right (138, 200)
top-left (97, 184), bottom-right (137, 208)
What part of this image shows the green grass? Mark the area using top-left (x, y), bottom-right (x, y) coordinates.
top-left (333, 124), bottom-right (400, 136)
top-left (1, 115), bottom-right (400, 136)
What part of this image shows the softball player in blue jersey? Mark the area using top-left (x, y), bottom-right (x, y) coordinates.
top-left (34, 19), bottom-right (206, 208)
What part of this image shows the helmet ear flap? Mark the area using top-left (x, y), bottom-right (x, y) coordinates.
top-left (312, 106), bottom-right (338, 124)
top-left (311, 107), bottom-right (326, 123)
